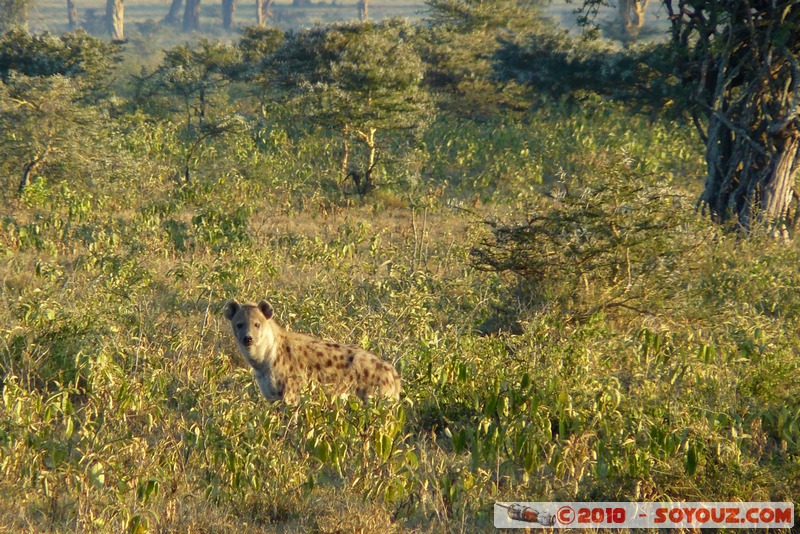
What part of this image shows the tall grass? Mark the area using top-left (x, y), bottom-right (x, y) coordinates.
top-left (1, 95), bottom-right (798, 532)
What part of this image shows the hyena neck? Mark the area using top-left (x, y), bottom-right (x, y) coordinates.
top-left (256, 323), bottom-right (288, 367)
top-left (272, 331), bottom-right (292, 365)
top-left (240, 342), bottom-right (271, 375)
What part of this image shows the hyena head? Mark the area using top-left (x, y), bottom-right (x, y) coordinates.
top-left (223, 299), bottom-right (277, 357)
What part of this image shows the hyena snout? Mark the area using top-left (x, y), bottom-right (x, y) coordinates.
top-left (241, 334), bottom-right (254, 346)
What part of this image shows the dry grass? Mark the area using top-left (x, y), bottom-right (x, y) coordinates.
top-left (0, 36), bottom-right (797, 529)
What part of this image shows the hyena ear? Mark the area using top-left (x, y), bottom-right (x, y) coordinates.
top-left (258, 300), bottom-right (274, 320)
top-left (223, 300), bottom-right (240, 321)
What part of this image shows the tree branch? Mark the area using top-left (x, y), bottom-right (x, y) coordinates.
top-left (768, 49), bottom-right (800, 137)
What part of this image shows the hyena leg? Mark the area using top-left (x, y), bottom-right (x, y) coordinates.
top-left (254, 372), bottom-right (275, 400)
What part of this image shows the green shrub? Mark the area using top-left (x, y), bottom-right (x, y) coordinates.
top-left (471, 151), bottom-right (714, 321)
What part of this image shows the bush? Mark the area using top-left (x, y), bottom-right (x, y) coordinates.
top-left (471, 151), bottom-right (715, 321)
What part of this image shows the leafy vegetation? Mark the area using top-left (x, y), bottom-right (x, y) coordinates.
top-left (421, 0), bottom-right (543, 116)
top-left (471, 152), bottom-right (712, 322)
top-left (266, 20), bottom-right (431, 195)
top-left (1, 6), bottom-right (799, 533)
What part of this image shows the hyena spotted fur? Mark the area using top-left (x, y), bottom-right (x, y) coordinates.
top-left (224, 299), bottom-right (401, 403)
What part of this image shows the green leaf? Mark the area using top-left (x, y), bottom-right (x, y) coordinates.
top-left (520, 372), bottom-right (531, 391)
top-left (88, 462), bottom-right (105, 488)
top-left (137, 478), bottom-right (159, 505)
top-left (128, 515), bottom-right (149, 534)
top-left (685, 442), bottom-right (698, 476)
top-left (315, 441), bottom-right (330, 463)
top-left (379, 433), bottom-right (392, 461)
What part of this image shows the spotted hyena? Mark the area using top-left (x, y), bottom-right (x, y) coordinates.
top-left (223, 299), bottom-right (401, 403)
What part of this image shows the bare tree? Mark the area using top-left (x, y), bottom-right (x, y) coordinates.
top-left (222, 0), bottom-right (236, 29)
top-left (256, 0), bottom-right (273, 25)
top-left (572, 0), bottom-right (800, 236)
top-left (617, 0), bottom-right (648, 39)
top-left (66, 0), bottom-right (79, 29)
top-left (164, 0), bottom-right (183, 24)
top-left (105, 0), bottom-right (124, 41)
top-left (256, 0), bottom-right (264, 25)
top-left (182, 0), bottom-right (200, 31)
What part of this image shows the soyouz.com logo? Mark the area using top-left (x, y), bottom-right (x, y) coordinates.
top-left (494, 502), bottom-right (794, 529)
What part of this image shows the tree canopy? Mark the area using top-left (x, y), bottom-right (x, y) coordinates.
top-left (267, 20), bottom-right (432, 194)
top-left (0, 29), bottom-right (120, 88)
top-left (572, 0), bottom-right (800, 235)
top-left (666, 0), bottom-right (800, 234)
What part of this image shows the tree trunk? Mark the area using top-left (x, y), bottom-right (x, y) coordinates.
top-left (255, 0), bottom-right (264, 25)
top-left (19, 151), bottom-right (48, 195)
top-left (105, 0), bottom-right (124, 41)
top-left (618, 0), bottom-right (647, 39)
top-left (669, 0), bottom-right (800, 238)
top-left (221, 0), bottom-right (235, 30)
top-left (631, 0), bottom-right (646, 27)
top-left (352, 127), bottom-right (377, 197)
top-left (163, 0), bottom-right (183, 24)
top-left (66, 0), bottom-right (78, 29)
top-left (756, 135), bottom-right (800, 238)
top-left (340, 130), bottom-right (350, 185)
top-left (366, 127), bottom-right (376, 181)
top-left (182, 0), bottom-right (200, 32)
top-left (700, 118), bottom-right (800, 237)
top-left (261, 0), bottom-right (273, 24)
top-left (357, 0), bottom-right (367, 21)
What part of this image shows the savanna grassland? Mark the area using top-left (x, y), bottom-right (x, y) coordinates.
top-left (1, 2), bottom-right (799, 533)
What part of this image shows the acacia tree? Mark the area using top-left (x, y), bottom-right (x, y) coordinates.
top-left (137, 40), bottom-right (244, 183)
top-left (268, 20), bottom-right (432, 195)
top-left (575, 0), bottom-right (800, 236)
top-left (237, 25), bottom-right (283, 117)
top-left (0, 30), bottom-right (120, 98)
top-left (0, 75), bottom-right (97, 194)
top-left (423, 0), bottom-right (543, 115)
top-left (0, 30), bottom-right (119, 194)
top-left (665, 0), bottom-right (800, 236)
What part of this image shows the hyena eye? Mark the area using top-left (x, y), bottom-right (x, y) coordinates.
top-left (254, 322), bottom-right (261, 328)
top-left (237, 323), bottom-right (244, 329)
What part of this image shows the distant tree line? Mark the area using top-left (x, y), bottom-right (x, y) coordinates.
top-left (1, 0), bottom-right (798, 238)
top-left (0, 0), bottom-right (370, 39)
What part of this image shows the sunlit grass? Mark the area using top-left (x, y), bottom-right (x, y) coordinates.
top-left (1, 90), bottom-right (798, 532)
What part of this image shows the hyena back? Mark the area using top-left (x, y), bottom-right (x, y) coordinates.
top-left (223, 299), bottom-right (401, 403)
